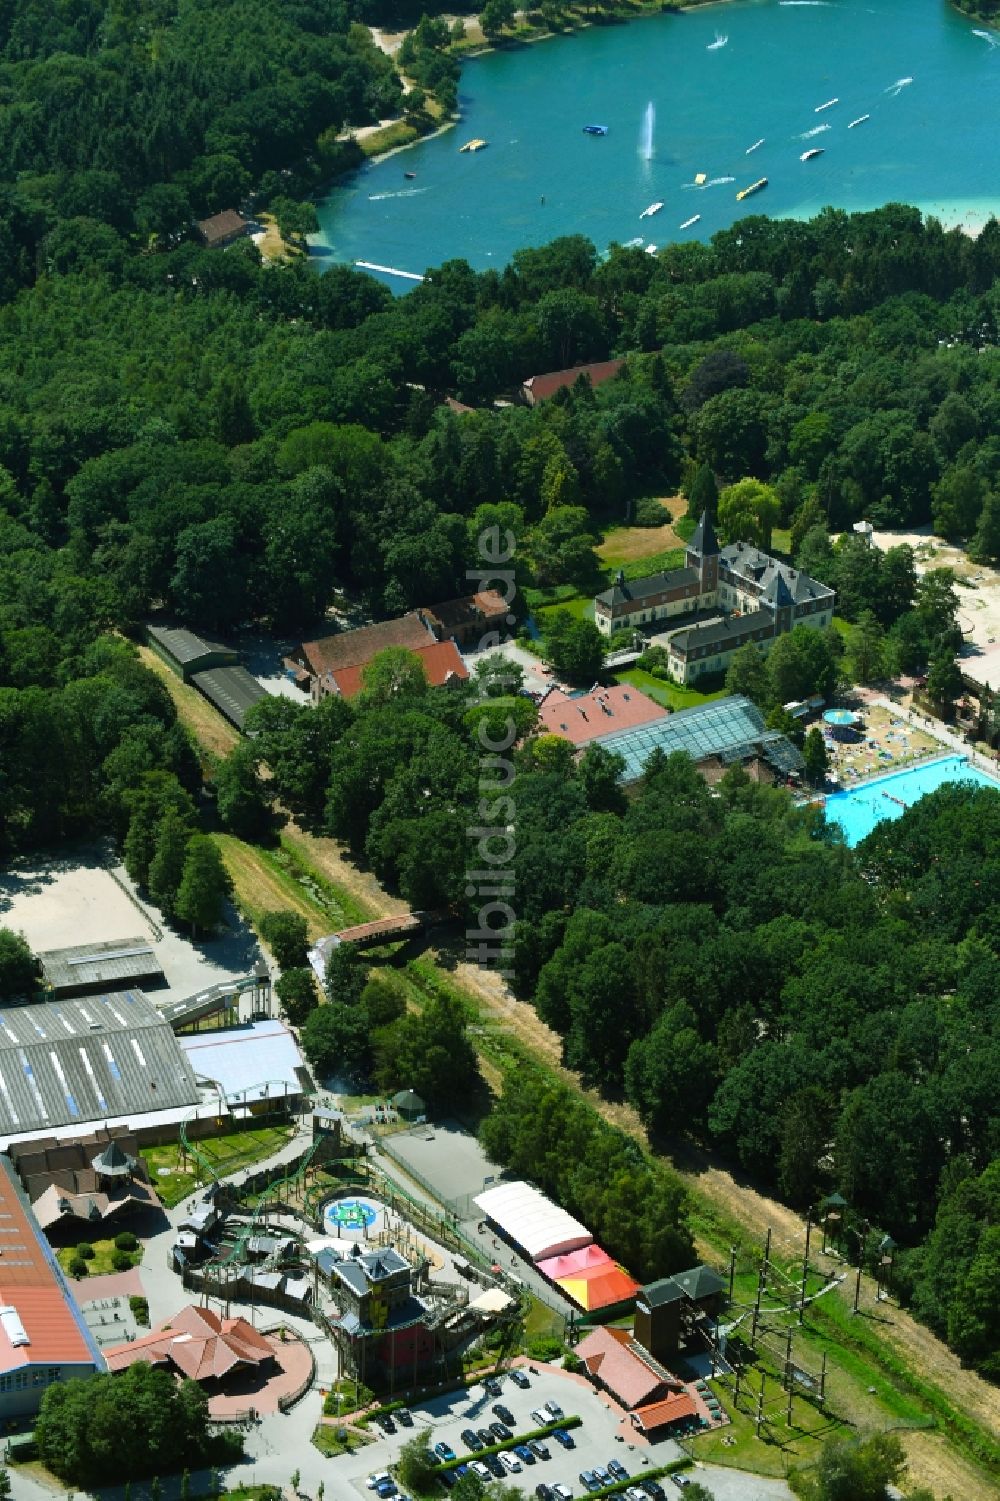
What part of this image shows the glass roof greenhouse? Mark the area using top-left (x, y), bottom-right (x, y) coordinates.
top-left (591, 694), bottom-right (804, 783)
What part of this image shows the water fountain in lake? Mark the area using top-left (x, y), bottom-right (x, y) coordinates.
top-left (639, 100), bottom-right (655, 160)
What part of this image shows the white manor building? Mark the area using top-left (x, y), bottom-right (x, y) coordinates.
top-left (594, 512), bottom-right (836, 685)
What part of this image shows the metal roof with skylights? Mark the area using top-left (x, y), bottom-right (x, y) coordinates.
top-left (590, 694), bottom-right (803, 783)
top-left (0, 991), bottom-right (199, 1137)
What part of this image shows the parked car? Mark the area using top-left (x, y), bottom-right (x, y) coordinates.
top-left (579, 1472), bottom-right (601, 1493)
top-left (535, 1487), bottom-right (554, 1501)
top-left (492, 1403), bottom-right (516, 1426)
top-left (593, 1467), bottom-right (611, 1487)
top-left (397, 1408), bottom-right (414, 1427)
top-left (375, 1484), bottom-right (397, 1501)
top-left (367, 1474), bottom-right (391, 1491)
top-left (626, 1489), bottom-right (649, 1501)
top-left (477, 1428), bottom-right (494, 1447)
top-left (438, 1473), bottom-right (456, 1492)
top-left (608, 1460), bottom-right (628, 1482)
top-left (490, 1421), bottom-right (513, 1442)
top-left (511, 1370), bottom-right (531, 1389)
top-left (529, 1439), bottom-right (550, 1460)
top-left (461, 1428), bottom-right (483, 1451)
top-left (434, 1442), bottom-right (457, 1463)
top-left (552, 1487), bottom-right (573, 1501)
top-left (484, 1377), bottom-right (503, 1396)
top-left (486, 1455), bottom-right (505, 1479)
top-left (376, 1414), bottom-right (396, 1434)
top-left (530, 1409), bottom-right (549, 1427)
top-left (501, 1453), bottom-right (522, 1474)
top-left (515, 1444), bottom-right (536, 1465)
top-left (471, 1462), bottom-right (491, 1481)
top-left (544, 1401), bottom-right (564, 1420)
top-left (553, 1429), bottom-right (575, 1449)
top-left (642, 1483), bottom-right (666, 1499)
top-left (672, 1480), bottom-right (690, 1490)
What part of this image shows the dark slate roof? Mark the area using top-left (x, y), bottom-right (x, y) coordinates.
top-left (91, 1138), bottom-right (135, 1178)
top-left (763, 571), bottom-right (794, 608)
top-left (190, 665), bottom-right (267, 731)
top-left (639, 1278), bottom-right (686, 1308)
top-left (687, 510), bottom-right (718, 558)
top-left (669, 611), bottom-right (773, 654)
top-left (595, 566), bottom-right (700, 609)
top-left (146, 624), bottom-right (235, 667)
top-left (671, 1264), bottom-right (725, 1301)
top-left (720, 543), bottom-right (833, 605)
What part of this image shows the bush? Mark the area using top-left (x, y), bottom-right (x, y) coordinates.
top-left (77, 1242), bottom-right (95, 1260)
top-left (69, 1258), bottom-right (88, 1278)
top-left (111, 1250), bottom-right (134, 1272)
top-left (114, 1231), bottom-right (138, 1252)
top-left (633, 497), bottom-right (668, 526)
top-left (526, 1333), bottom-right (563, 1361)
top-left (128, 1296), bottom-right (150, 1326)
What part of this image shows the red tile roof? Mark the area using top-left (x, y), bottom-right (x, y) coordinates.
top-left (328, 639), bottom-right (468, 699)
top-left (103, 1304), bottom-right (273, 1382)
top-left (574, 1326), bottom-right (667, 1409)
top-left (300, 613), bottom-right (433, 676)
top-left (536, 685), bottom-right (667, 746)
top-left (523, 359), bottom-right (625, 404)
top-left (0, 1160), bottom-right (99, 1375)
top-left (634, 1392), bottom-right (699, 1431)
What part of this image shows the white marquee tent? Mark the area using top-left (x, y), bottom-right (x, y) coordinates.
top-left (474, 1180), bottom-right (593, 1263)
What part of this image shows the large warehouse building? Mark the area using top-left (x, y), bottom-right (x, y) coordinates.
top-left (0, 992), bottom-right (199, 1143)
top-left (0, 1158), bottom-right (103, 1419)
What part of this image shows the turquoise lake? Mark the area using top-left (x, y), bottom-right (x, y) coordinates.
top-left (313, 0), bottom-right (1000, 286)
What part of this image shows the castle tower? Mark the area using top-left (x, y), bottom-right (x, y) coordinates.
top-left (685, 510), bottom-right (719, 595)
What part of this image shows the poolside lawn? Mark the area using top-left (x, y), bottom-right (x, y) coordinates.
top-left (821, 702), bottom-right (940, 790)
top-left (616, 667), bottom-right (727, 712)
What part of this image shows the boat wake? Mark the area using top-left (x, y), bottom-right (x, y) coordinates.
top-left (367, 188), bottom-right (429, 201)
top-left (799, 123), bottom-right (832, 138)
top-left (746, 137), bottom-right (765, 154)
top-left (706, 175), bottom-right (735, 186)
top-left (972, 28), bottom-right (999, 47)
top-left (780, 2), bottom-right (831, 6)
top-left (706, 31), bottom-right (728, 49)
top-left (885, 75), bottom-right (914, 95)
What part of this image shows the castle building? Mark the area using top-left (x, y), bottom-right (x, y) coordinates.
top-left (594, 513), bottom-right (835, 684)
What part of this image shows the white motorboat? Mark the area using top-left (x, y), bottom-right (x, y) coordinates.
top-left (639, 201), bottom-right (664, 219)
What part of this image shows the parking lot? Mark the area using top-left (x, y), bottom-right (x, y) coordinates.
top-left (331, 1364), bottom-right (680, 1500)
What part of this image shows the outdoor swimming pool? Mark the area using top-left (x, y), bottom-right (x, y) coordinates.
top-left (823, 754), bottom-right (1000, 846)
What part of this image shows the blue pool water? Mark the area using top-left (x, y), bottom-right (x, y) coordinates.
top-left (823, 754), bottom-right (1000, 846)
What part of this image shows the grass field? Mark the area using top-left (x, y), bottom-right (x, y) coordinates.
top-left (615, 666), bottom-right (727, 712)
top-left (57, 1237), bottom-right (139, 1277)
top-left (213, 832), bottom-right (368, 940)
top-left (141, 1124), bottom-right (293, 1205)
top-left (597, 497), bottom-right (686, 567)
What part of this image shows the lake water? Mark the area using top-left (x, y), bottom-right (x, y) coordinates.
top-left (313, 0), bottom-right (1000, 286)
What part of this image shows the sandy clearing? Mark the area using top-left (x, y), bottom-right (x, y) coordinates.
top-left (869, 526), bottom-right (1000, 692)
top-left (598, 495), bottom-right (687, 564)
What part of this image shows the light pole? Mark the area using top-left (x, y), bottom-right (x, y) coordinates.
top-left (876, 1234), bottom-right (896, 1301)
top-left (851, 1219), bottom-right (871, 1315)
